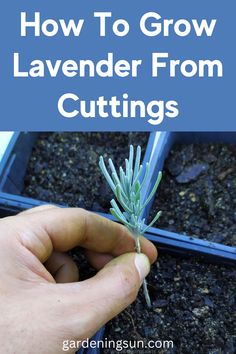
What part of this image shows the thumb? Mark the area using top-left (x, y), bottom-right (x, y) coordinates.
top-left (64, 252), bottom-right (150, 340)
top-left (91, 252), bottom-right (150, 313)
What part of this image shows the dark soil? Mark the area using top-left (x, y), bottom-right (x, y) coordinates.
top-left (149, 143), bottom-right (236, 246)
top-left (104, 253), bottom-right (236, 354)
top-left (23, 132), bottom-right (149, 212)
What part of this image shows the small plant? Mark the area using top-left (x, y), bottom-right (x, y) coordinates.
top-left (99, 145), bottom-right (162, 308)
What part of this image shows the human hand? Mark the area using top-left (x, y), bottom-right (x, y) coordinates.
top-left (0, 205), bottom-right (157, 354)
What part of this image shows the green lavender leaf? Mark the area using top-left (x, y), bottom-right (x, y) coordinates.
top-left (99, 145), bottom-right (162, 235)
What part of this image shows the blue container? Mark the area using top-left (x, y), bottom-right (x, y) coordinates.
top-left (0, 130), bottom-right (157, 224)
top-left (0, 132), bottom-right (157, 354)
top-left (0, 131), bottom-right (235, 354)
top-left (0, 131), bottom-right (155, 199)
top-left (143, 132), bottom-right (236, 215)
top-left (0, 132), bottom-right (38, 194)
top-left (0, 132), bottom-right (235, 266)
top-left (145, 132), bottom-right (236, 264)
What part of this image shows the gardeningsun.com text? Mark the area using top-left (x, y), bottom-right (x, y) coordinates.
top-left (62, 338), bottom-right (174, 352)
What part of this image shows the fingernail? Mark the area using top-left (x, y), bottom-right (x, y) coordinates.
top-left (135, 253), bottom-right (150, 282)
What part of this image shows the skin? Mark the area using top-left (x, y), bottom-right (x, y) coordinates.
top-left (0, 205), bottom-right (157, 354)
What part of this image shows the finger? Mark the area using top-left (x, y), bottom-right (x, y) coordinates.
top-left (85, 250), bottom-right (113, 269)
top-left (5, 208), bottom-right (157, 264)
top-left (18, 204), bottom-right (59, 216)
top-left (140, 235), bottom-right (158, 264)
top-left (85, 234), bottom-right (157, 270)
top-left (58, 252), bottom-right (150, 340)
top-left (44, 251), bottom-right (79, 283)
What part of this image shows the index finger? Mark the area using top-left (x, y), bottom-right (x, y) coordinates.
top-left (3, 207), bottom-right (157, 264)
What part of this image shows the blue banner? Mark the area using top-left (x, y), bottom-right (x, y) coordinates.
top-left (0, 1), bottom-right (235, 130)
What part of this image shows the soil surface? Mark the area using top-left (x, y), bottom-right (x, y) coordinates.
top-left (104, 253), bottom-right (236, 354)
top-left (149, 143), bottom-right (236, 246)
top-left (23, 132), bottom-right (149, 212)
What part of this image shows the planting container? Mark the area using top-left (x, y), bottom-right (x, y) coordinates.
top-left (0, 132), bottom-right (236, 354)
top-left (0, 132), bottom-right (236, 266)
top-left (144, 132), bottom-right (236, 213)
top-left (0, 132), bottom-right (38, 194)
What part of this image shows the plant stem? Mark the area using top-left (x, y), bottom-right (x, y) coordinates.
top-left (135, 234), bottom-right (152, 308)
top-left (143, 278), bottom-right (151, 308)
